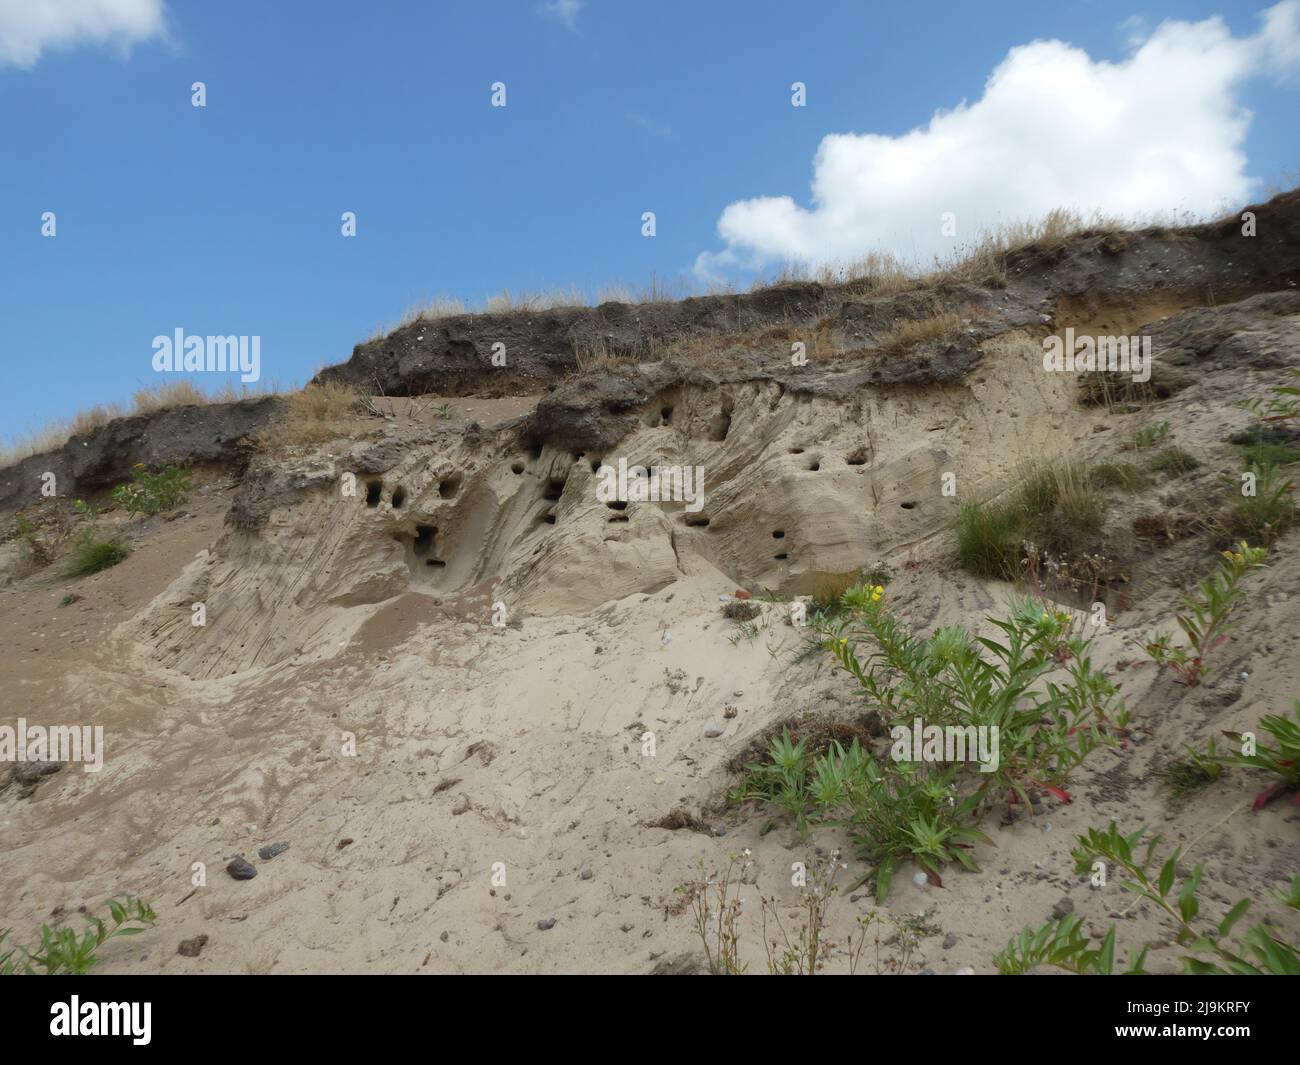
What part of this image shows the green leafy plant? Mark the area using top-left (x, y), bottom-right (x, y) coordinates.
top-left (825, 592), bottom-right (1126, 813)
top-left (1238, 367), bottom-right (1300, 426)
top-left (1144, 542), bottom-right (1266, 685)
top-left (1, 897), bottom-right (156, 975)
top-left (1229, 462), bottom-right (1295, 546)
top-left (841, 759), bottom-right (991, 901)
top-left (729, 729), bottom-right (819, 836)
top-left (1224, 701), bottom-right (1300, 809)
top-left (110, 463), bottom-right (193, 517)
top-left (730, 589), bottom-right (1124, 901)
top-left (995, 824), bottom-right (1299, 975)
top-left (1126, 419), bottom-right (1172, 450)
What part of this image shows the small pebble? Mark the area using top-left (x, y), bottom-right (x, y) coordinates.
top-left (177, 934), bottom-right (208, 958)
top-left (226, 857), bottom-right (257, 881)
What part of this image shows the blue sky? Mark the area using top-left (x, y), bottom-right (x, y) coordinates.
top-left (2, 0), bottom-right (1298, 443)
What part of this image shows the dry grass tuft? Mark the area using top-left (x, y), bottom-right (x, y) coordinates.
top-left (132, 380), bottom-right (209, 412)
top-left (255, 381), bottom-right (360, 450)
top-left (765, 251), bottom-right (914, 297)
top-left (574, 334), bottom-right (623, 372)
top-left (1, 380), bottom-right (281, 468)
top-left (877, 311), bottom-right (968, 354)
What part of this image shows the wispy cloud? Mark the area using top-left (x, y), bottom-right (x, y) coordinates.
top-left (538, 0), bottom-right (584, 33)
top-left (0, 0), bottom-right (168, 69)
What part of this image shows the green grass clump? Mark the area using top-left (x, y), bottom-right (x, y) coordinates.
top-left (952, 501), bottom-right (1022, 579)
top-left (952, 461), bottom-right (1105, 580)
top-left (1089, 461), bottom-right (1149, 491)
top-left (60, 535), bottom-right (129, 577)
top-left (1149, 447), bottom-right (1201, 476)
top-left (1236, 440), bottom-right (1300, 468)
top-left (1154, 739), bottom-right (1222, 798)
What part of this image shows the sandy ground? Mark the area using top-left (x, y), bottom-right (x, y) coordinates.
top-left (2, 380), bottom-right (1298, 975)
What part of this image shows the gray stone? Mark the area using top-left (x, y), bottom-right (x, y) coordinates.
top-left (226, 856), bottom-right (257, 880)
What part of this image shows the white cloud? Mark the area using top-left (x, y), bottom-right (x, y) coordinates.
top-left (0, 0), bottom-right (166, 69)
top-left (539, 0), bottom-right (584, 32)
top-left (696, 1), bottom-right (1300, 277)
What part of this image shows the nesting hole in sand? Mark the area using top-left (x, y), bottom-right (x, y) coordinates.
top-left (511, 462), bottom-right (525, 475)
top-left (391, 486), bottom-right (406, 509)
top-left (774, 552), bottom-right (789, 561)
top-left (606, 500), bottom-right (628, 511)
top-left (708, 407), bottom-right (732, 441)
top-left (425, 558), bottom-right (446, 568)
top-left (683, 514), bottom-right (710, 527)
top-left (772, 530), bottom-right (785, 539)
top-left (900, 501), bottom-right (916, 510)
top-left (789, 447), bottom-right (805, 455)
top-left (590, 458), bottom-right (602, 474)
top-left (439, 474), bottom-right (462, 499)
top-left (846, 449), bottom-right (868, 465)
top-left (413, 525), bottom-right (437, 557)
top-left (608, 515), bottom-right (629, 523)
top-left (543, 478), bottom-right (566, 502)
top-left (660, 406), bottom-right (674, 426)
top-left (366, 481), bottom-right (383, 507)
top-left (807, 459), bottom-right (821, 472)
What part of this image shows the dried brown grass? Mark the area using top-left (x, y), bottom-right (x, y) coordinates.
top-left (876, 311), bottom-right (969, 355)
top-left (253, 380), bottom-right (360, 450)
top-left (1, 380), bottom-right (281, 468)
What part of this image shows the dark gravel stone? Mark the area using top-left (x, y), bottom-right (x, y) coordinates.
top-left (177, 934), bottom-right (209, 957)
top-left (226, 856), bottom-right (257, 880)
